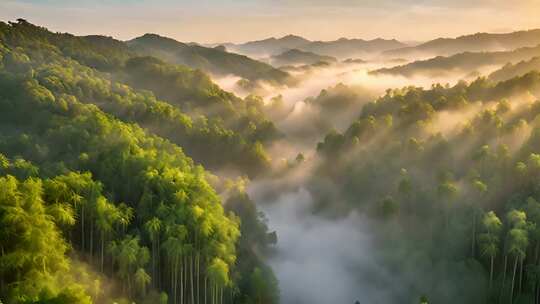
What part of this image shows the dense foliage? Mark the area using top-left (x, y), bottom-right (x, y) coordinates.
top-left (0, 19), bottom-right (279, 176)
top-left (0, 19), bottom-right (279, 304)
top-left (314, 72), bottom-right (540, 303)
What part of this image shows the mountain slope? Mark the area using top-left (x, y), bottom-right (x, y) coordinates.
top-left (372, 44), bottom-right (540, 77)
top-left (0, 19), bottom-right (278, 176)
top-left (128, 33), bottom-right (293, 84)
top-left (489, 56), bottom-right (540, 82)
top-left (383, 29), bottom-right (540, 58)
top-left (225, 34), bottom-right (310, 57)
top-left (270, 48), bottom-right (337, 66)
top-left (302, 37), bottom-right (406, 58)
top-left (0, 33), bottom-right (239, 304)
top-left (311, 72), bottom-right (540, 302)
top-left (0, 18), bottom-right (280, 304)
top-left (225, 35), bottom-right (406, 58)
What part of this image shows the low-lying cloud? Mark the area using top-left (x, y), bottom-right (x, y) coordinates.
top-left (254, 187), bottom-right (392, 304)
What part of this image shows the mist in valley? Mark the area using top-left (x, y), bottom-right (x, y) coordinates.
top-left (243, 95), bottom-right (506, 304)
top-left (2, 3), bottom-right (540, 304)
top-left (211, 43), bottom-right (540, 303)
top-left (213, 59), bottom-right (477, 152)
top-left (230, 47), bottom-right (540, 303)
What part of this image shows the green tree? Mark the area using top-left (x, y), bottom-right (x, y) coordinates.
top-left (470, 179), bottom-right (488, 257)
top-left (95, 196), bottom-right (120, 272)
top-left (437, 179), bottom-right (458, 230)
top-left (145, 217), bottom-right (162, 288)
top-left (478, 211), bottom-right (502, 289)
top-left (506, 210), bottom-right (529, 304)
top-left (135, 267), bottom-right (151, 297)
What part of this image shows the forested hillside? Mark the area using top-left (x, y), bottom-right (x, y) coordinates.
top-left (223, 35), bottom-right (406, 59)
top-left (372, 44), bottom-right (540, 77)
top-left (0, 19), bottom-right (281, 176)
top-left (220, 35), bottom-right (311, 57)
top-left (313, 72), bottom-right (540, 303)
top-left (383, 29), bottom-right (540, 59)
top-left (0, 19), bottom-right (279, 304)
top-left (490, 57), bottom-right (540, 83)
top-left (127, 34), bottom-right (293, 85)
top-left (270, 49), bottom-right (337, 67)
top-left (300, 37), bottom-right (405, 59)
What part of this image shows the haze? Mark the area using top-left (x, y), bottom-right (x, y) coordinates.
top-left (1, 0), bottom-right (539, 43)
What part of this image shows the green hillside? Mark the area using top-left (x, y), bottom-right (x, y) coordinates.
top-left (383, 29), bottom-right (540, 58)
top-left (0, 19), bottom-right (279, 304)
top-left (489, 56), bottom-right (540, 82)
top-left (372, 44), bottom-right (540, 77)
top-left (128, 34), bottom-right (293, 85)
top-left (0, 19), bottom-right (281, 176)
top-left (270, 48), bottom-right (337, 66)
top-left (313, 72), bottom-right (540, 302)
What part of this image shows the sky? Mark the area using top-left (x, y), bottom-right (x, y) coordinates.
top-left (1, 0), bottom-right (539, 43)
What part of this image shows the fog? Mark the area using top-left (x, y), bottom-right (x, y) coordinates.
top-left (239, 72), bottom-right (535, 304)
top-left (254, 187), bottom-right (391, 304)
top-left (247, 156), bottom-right (487, 304)
top-left (214, 60), bottom-right (468, 106)
top-left (247, 159), bottom-right (391, 304)
top-left (215, 52), bottom-right (537, 304)
top-left (214, 59), bottom-right (475, 152)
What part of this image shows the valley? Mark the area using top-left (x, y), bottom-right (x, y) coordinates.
top-left (1, 3), bottom-right (540, 303)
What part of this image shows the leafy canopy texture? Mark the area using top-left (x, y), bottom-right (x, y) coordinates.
top-left (0, 19), bottom-right (278, 304)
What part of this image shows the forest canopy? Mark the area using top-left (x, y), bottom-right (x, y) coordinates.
top-left (0, 19), bottom-right (279, 304)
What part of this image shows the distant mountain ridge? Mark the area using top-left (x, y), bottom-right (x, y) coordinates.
top-left (231, 34), bottom-right (311, 56)
top-left (127, 33), bottom-right (293, 84)
top-left (220, 34), bottom-right (407, 59)
top-left (489, 56), bottom-right (540, 82)
top-left (383, 29), bottom-right (540, 58)
top-left (270, 48), bottom-right (337, 66)
top-left (372, 44), bottom-right (540, 77)
top-left (301, 37), bottom-right (405, 58)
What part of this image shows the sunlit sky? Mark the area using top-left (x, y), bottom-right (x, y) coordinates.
top-left (1, 0), bottom-right (539, 43)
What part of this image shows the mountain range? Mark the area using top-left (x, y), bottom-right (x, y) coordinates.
top-left (128, 33), bottom-right (293, 84)
top-left (383, 29), bottom-right (540, 59)
top-left (270, 48), bottom-right (337, 67)
top-left (372, 44), bottom-right (540, 77)
top-left (219, 34), bottom-right (407, 59)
